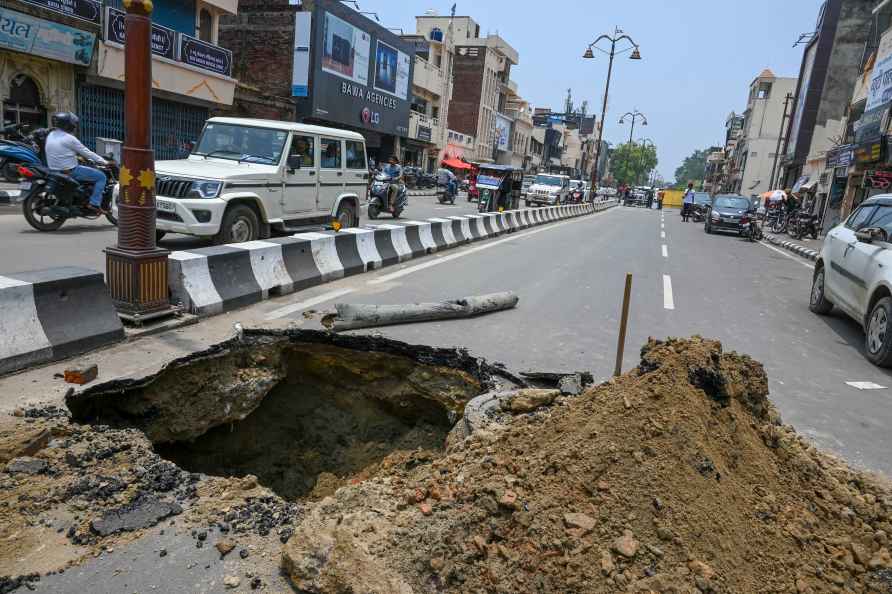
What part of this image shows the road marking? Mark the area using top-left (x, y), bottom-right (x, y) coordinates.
top-left (369, 208), bottom-right (612, 285)
top-left (663, 274), bottom-right (675, 310)
top-left (846, 381), bottom-right (887, 390)
top-left (265, 288), bottom-right (355, 320)
top-left (662, 244), bottom-right (668, 258)
top-left (661, 231), bottom-right (666, 239)
top-left (661, 222), bottom-right (665, 229)
top-left (758, 241), bottom-right (815, 270)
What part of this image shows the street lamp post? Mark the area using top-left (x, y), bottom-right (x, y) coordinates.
top-left (620, 110), bottom-right (647, 145)
top-left (583, 28), bottom-right (641, 191)
top-left (105, 0), bottom-right (170, 322)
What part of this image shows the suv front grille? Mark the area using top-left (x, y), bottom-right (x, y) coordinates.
top-left (156, 178), bottom-right (192, 198)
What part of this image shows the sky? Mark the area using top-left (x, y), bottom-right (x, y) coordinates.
top-left (353, 0), bottom-right (823, 181)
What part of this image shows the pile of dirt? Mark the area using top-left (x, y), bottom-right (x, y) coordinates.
top-left (281, 337), bottom-right (892, 593)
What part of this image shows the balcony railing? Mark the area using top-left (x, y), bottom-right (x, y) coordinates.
top-left (413, 55), bottom-right (446, 97)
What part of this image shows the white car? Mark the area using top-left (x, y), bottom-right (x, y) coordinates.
top-left (525, 173), bottom-right (570, 207)
top-left (810, 195), bottom-right (892, 365)
top-left (115, 117), bottom-right (368, 244)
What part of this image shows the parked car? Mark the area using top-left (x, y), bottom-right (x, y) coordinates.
top-left (525, 173), bottom-right (570, 206)
top-left (116, 117), bottom-right (367, 244)
top-left (810, 195), bottom-right (892, 365)
top-left (704, 194), bottom-right (751, 235)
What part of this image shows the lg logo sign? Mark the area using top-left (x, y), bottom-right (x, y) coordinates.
top-left (361, 107), bottom-right (381, 126)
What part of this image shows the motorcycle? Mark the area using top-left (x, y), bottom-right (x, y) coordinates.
top-left (0, 124), bottom-right (46, 182)
top-left (790, 210), bottom-right (820, 240)
top-left (740, 210), bottom-right (762, 242)
top-left (367, 172), bottom-right (407, 219)
top-left (692, 203), bottom-right (708, 223)
top-left (437, 180), bottom-right (457, 205)
top-left (17, 161), bottom-right (119, 231)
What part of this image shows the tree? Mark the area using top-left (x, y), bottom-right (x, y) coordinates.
top-left (674, 147), bottom-right (720, 188)
top-left (609, 143), bottom-right (658, 186)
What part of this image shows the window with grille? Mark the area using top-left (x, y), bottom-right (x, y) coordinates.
top-left (78, 85), bottom-right (208, 161)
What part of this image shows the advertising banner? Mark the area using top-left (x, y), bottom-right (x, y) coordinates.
top-left (106, 7), bottom-right (176, 61)
top-left (495, 114), bottom-right (512, 152)
top-left (20, 0), bottom-right (101, 26)
top-left (180, 34), bottom-right (232, 77)
top-left (826, 144), bottom-right (855, 169)
top-left (416, 125), bottom-right (432, 143)
top-left (854, 104), bottom-right (890, 144)
top-left (0, 7), bottom-right (95, 66)
top-left (292, 12), bottom-right (312, 97)
top-left (868, 29), bottom-right (892, 111)
top-left (306, 0), bottom-right (413, 138)
top-left (321, 10), bottom-right (369, 86)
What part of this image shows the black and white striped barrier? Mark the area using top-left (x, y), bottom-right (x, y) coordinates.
top-left (0, 267), bottom-right (125, 375)
top-left (169, 203), bottom-right (615, 316)
top-left (762, 233), bottom-right (820, 262)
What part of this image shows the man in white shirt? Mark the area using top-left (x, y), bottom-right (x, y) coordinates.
top-left (45, 112), bottom-right (109, 213)
top-left (682, 182), bottom-right (695, 222)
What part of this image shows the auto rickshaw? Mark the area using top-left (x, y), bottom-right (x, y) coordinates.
top-left (476, 165), bottom-right (523, 213)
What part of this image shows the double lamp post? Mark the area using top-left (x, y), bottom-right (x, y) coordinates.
top-left (583, 28), bottom-right (642, 190)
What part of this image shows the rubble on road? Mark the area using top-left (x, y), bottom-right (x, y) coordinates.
top-left (279, 337), bottom-right (892, 593)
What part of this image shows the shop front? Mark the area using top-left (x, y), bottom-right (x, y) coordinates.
top-left (0, 3), bottom-right (99, 129)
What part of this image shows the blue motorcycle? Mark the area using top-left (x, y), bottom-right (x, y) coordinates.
top-left (0, 124), bottom-right (44, 182)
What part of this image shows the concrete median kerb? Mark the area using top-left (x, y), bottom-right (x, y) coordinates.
top-left (167, 202), bottom-right (618, 316)
top-left (763, 233), bottom-right (820, 262)
top-left (0, 267), bottom-right (125, 376)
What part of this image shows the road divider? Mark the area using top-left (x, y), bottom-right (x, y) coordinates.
top-left (762, 233), bottom-right (820, 262)
top-left (168, 201), bottom-right (617, 316)
top-left (0, 267), bottom-right (124, 375)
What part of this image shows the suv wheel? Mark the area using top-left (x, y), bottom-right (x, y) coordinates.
top-left (809, 267), bottom-right (833, 315)
top-left (866, 297), bottom-right (892, 366)
top-left (215, 204), bottom-right (259, 245)
top-left (335, 201), bottom-right (357, 229)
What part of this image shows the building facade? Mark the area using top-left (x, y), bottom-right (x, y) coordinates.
top-left (2, 0), bottom-right (237, 160)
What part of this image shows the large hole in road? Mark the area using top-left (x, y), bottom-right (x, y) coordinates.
top-left (67, 330), bottom-right (504, 501)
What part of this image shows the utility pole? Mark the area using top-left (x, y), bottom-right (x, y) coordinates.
top-left (105, 0), bottom-right (170, 322)
top-left (583, 28), bottom-right (642, 190)
top-left (768, 93), bottom-right (793, 191)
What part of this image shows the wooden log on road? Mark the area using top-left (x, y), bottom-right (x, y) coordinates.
top-left (323, 292), bottom-right (519, 332)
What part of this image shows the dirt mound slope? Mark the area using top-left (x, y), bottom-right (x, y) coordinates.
top-left (282, 337), bottom-right (892, 594)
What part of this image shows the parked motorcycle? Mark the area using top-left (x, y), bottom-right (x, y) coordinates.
top-left (740, 210), bottom-right (762, 242)
top-left (0, 124), bottom-right (46, 182)
top-left (790, 209), bottom-right (820, 240)
top-left (367, 172), bottom-right (407, 219)
top-left (17, 161), bottom-right (118, 231)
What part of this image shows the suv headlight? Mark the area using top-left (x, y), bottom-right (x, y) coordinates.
top-left (188, 180), bottom-right (223, 199)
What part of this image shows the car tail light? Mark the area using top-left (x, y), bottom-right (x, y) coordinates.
top-left (17, 165), bottom-right (34, 178)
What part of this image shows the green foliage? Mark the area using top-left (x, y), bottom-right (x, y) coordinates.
top-left (673, 147), bottom-right (720, 188)
top-left (610, 143), bottom-right (658, 186)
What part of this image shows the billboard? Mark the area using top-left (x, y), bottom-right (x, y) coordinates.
top-left (298, 0), bottom-right (413, 138)
top-left (495, 114), bottom-right (512, 151)
top-left (868, 28), bottom-right (892, 111)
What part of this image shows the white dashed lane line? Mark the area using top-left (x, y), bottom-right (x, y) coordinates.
top-left (663, 274), bottom-right (675, 310)
top-left (661, 230), bottom-right (666, 239)
top-left (662, 244), bottom-right (668, 258)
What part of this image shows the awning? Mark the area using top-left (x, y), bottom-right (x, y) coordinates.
top-left (442, 158), bottom-right (473, 170)
top-left (791, 175), bottom-right (810, 193)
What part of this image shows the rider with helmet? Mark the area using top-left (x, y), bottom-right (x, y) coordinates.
top-left (45, 112), bottom-right (109, 214)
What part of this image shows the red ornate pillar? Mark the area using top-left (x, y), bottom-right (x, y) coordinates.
top-left (105, 0), bottom-right (171, 321)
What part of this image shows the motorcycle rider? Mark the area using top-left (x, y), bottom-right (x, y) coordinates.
top-left (383, 155), bottom-right (403, 212)
top-left (45, 112), bottom-right (109, 214)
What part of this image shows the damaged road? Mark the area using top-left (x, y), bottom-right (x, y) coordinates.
top-left (2, 331), bottom-right (892, 592)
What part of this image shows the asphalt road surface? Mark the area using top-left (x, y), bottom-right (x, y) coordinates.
top-left (0, 192), bottom-right (478, 275)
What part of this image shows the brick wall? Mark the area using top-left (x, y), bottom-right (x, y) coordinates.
top-left (448, 47), bottom-right (485, 137)
top-left (218, 0), bottom-right (296, 119)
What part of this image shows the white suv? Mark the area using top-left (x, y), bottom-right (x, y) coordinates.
top-left (525, 173), bottom-right (570, 207)
top-left (115, 117), bottom-right (368, 244)
top-left (810, 195), bottom-right (892, 365)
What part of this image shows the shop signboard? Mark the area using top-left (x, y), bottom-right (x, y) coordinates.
top-left (301, 0), bottom-right (413, 137)
top-left (106, 7), bottom-right (176, 61)
top-left (868, 29), bottom-right (892, 111)
top-left (0, 7), bottom-right (95, 66)
top-left (416, 125), bottom-right (432, 143)
top-left (854, 103), bottom-right (890, 145)
top-left (855, 140), bottom-right (884, 165)
top-left (826, 144), bottom-right (855, 169)
top-left (864, 170), bottom-right (892, 191)
top-left (19, 0), bottom-right (101, 26)
top-left (180, 34), bottom-right (232, 77)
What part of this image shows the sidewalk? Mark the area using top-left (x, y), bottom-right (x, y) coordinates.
top-left (762, 231), bottom-right (822, 262)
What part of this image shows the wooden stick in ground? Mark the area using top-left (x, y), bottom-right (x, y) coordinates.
top-left (322, 292), bottom-right (519, 332)
top-left (614, 274), bottom-right (633, 377)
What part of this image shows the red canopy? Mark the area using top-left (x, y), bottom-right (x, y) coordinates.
top-left (442, 158), bottom-right (473, 170)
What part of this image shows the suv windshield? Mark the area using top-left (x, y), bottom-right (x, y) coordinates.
top-left (194, 123), bottom-right (289, 165)
top-left (535, 175), bottom-right (563, 186)
top-left (713, 196), bottom-right (751, 210)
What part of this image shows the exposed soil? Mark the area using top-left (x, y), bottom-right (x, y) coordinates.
top-left (281, 337), bottom-right (892, 593)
